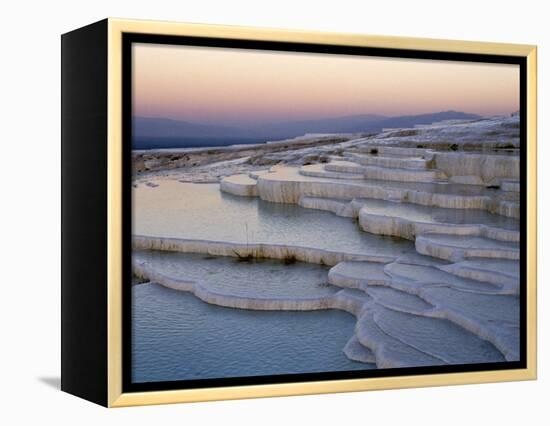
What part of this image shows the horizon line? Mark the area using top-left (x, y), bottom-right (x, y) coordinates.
top-left (131, 109), bottom-right (518, 128)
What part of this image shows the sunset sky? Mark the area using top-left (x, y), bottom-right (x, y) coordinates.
top-left (132, 43), bottom-right (519, 126)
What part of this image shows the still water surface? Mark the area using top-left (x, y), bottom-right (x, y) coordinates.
top-left (132, 283), bottom-right (373, 383)
top-left (133, 181), bottom-right (414, 257)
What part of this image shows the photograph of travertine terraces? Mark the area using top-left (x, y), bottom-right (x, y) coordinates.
top-left (129, 42), bottom-right (521, 384)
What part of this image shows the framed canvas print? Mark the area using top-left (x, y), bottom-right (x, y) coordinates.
top-left (61, 18), bottom-right (537, 407)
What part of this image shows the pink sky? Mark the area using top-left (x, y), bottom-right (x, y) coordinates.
top-left (132, 43), bottom-right (520, 126)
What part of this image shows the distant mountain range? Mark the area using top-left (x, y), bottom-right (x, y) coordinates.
top-left (133, 111), bottom-right (481, 149)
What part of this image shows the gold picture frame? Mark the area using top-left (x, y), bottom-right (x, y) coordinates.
top-left (61, 18), bottom-right (537, 407)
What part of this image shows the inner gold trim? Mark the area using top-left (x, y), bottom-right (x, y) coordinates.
top-left (106, 17), bottom-right (537, 407)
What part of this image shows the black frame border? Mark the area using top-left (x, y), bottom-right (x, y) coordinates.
top-left (122, 33), bottom-right (528, 394)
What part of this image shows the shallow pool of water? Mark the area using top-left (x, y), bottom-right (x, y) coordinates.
top-left (133, 181), bottom-right (414, 257)
top-left (133, 250), bottom-right (337, 298)
top-left (132, 283), bottom-right (374, 383)
top-left (355, 198), bottom-right (519, 230)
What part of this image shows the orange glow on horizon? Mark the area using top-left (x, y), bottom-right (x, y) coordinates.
top-left (132, 43), bottom-right (519, 125)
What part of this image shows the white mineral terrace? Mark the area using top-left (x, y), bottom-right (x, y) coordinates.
top-left (133, 115), bottom-right (521, 368)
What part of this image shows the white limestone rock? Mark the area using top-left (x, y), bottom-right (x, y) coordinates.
top-left (220, 174), bottom-right (258, 196)
top-left (358, 209), bottom-right (519, 242)
top-left (254, 166), bottom-right (504, 213)
top-left (493, 200), bottom-right (520, 218)
top-left (395, 252), bottom-right (451, 268)
top-left (298, 196), bottom-right (355, 217)
top-left (433, 152), bottom-right (519, 186)
top-left (343, 335), bottom-right (376, 364)
top-left (346, 152), bottom-right (432, 169)
top-left (370, 304), bottom-right (505, 364)
top-left (363, 165), bottom-right (446, 183)
top-left (355, 310), bottom-right (445, 368)
top-left (299, 163), bottom-right (365, 180)
top-left (133, 235), bottom-right (395, 267)
top-left (415, 233), bottom-right (520, 262)
top-left (324, 160), bottom-right (365, 174)
top-left (331, 288), bottom-right (372, 316)
top-left (417, 287), bottom-right (520, 361)
top-left (354, 145), bottom-right (432, 157)
top-left (501, 180), bottom-right (520, 192)
top-left (363, 286), bottom-right (434, 315)
top-left (383, 262), bottom-right (502, 294)
top-left (439, 259), bottom-right (519, 295)
top-left (364, 115), bottom-right (520, 150)
top-left (248, 169), bottom-right (271, 180)
top-left (328, 261), bottom-right (393, 290)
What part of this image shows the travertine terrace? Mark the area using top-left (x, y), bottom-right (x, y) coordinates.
top-left (133, 115), bottom-right (521, 368)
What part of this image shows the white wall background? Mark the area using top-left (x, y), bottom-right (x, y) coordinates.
top-left (0, 0), bottom-right (546, 424)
